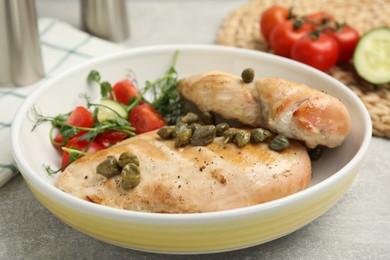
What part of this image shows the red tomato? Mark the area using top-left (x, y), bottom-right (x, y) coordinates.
top-left (269, 20), bottom-right (314, 57)
top-left (53, 133), bottom-right (66, 147)
top-left (111, 79), bottom-right (138, 105)
top-left (129, 103), bottom-right (166, 134)
top-left (260, 5), bottom-right (289, 42)
top-left (61, 137), bottom-right (104, 170)
top-left (291, 33), bottom-right (339, 72)
top-left (53, 106), bottom-right (94, 147)
top-left (327, 25), bottom-right (360, 63)
top-left (306, 12), bottom-right (335, 25)
top-left (95, 130), bottom-right (129, 148)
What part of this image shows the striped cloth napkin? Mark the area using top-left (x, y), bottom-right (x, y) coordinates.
top-left (0, 18), bottom-right (126, 187)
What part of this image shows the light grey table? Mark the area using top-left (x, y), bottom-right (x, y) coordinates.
top-left (1, 1), bottom-right (389, 259)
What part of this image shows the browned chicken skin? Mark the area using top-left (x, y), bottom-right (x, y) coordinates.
top-left (57, 130), bottom-right (311, 213)
top-left (178, 71), bottom-right (351, 148)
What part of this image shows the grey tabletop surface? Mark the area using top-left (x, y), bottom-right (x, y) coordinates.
top-left (1, 0), bottom-right (390, 259)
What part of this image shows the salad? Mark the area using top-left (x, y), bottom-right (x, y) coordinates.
top-left (32, 52), bottom-right (183, 174)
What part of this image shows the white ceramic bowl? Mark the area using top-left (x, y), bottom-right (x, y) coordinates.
top-left (12, 45), bottom-right (371, 254)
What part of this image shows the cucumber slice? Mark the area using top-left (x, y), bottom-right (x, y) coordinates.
top-left (353, 27), bottom-right (390, 84)
top-left (97, 99), bottom-right (128, 122)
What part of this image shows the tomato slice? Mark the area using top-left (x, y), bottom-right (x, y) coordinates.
top-left (111, 79), bottom-right (138, 105)
top-left (95, 130), bottom-right (129, 148)
top-left (53, 106), bottom-right (94, 147)
top-left (53, 132), bottom-right (66, 147)
top-left (67, 106), bottom-right (94, 127)
top-left (61, 136), bottom-right (104, 170)
top-left (129, 103), bottom-right (167, 134)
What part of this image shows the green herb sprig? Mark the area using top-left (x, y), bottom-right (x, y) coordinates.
top-left (43, 147), bottom-right (88, 175)
top-left (31, 106), bottom-right (136, 174)
top-left (88, 70), bottom-right (115, 99)
top-left (142, 50), bottom-right (184, 125)
top-left (31, 106), bottom-right (136, 145)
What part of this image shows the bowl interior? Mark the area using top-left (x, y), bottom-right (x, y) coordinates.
top-left (13, 44), bottom-right (371, 210)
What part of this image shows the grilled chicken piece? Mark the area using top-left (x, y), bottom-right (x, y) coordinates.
top-left (177, 71), bottom-right (351, 148)
top-left (57, 129), bottom-right (311, 213)
top-left (178, 71), bottom-right (261, 126)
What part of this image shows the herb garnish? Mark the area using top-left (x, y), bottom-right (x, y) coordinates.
top-left (31, 105), bottom-right (136, 174)
top-left (142, 50), bottom-right (184, 124)
top-left (31, 50), bottom-right (183, 175)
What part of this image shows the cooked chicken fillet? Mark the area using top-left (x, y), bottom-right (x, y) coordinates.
top-left (177, 71), bottom-right (351, 148)
top-left (57, 129), bottom-right (311, 213)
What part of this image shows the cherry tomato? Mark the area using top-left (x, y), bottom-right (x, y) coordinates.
top-left (327, 25), bottom-right (360, 63)
top-left (269, 20), bottom-right (314, 57)
top-left (53, 106), bottom-right (94, 147)
top-left (129, 103), bottom-right (166, 134)
top-left (291, 33), bottom-right (339, 72)
top-left (53, 133), bottom-right (66, 147)
top-left (260, 5), bottom-right (289, 42)
top-left (306, 12), bottom-right (335, 25)
top-left (95, 130), bottom-right (129, 148)
top-left (111, 79), bottom-right (138, 105)
top-left (61, 136), bottom-right (104, 170)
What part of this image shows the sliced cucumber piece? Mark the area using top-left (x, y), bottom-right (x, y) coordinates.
top-left (353, 27), bottom-right (390, 84)
top-left (97, 98), bottom-right (128, 122)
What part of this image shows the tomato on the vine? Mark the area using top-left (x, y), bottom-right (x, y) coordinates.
top-left (260, 5), bottom-right (290, 42)
top-left (327, 25), bottom-right (360, 63)
top-left (291, 33), bottom-right (339, 72)
top-left (306, 12), bottom-right (335, 25)
top-left (260, 5), bottom-right (361, 72)
top-left (269, 20), bottom-right (314, 57)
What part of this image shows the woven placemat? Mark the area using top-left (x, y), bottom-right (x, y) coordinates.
top-left (217, 0), bottom-right (390, 138)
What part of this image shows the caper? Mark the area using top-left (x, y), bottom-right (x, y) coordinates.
top-left (188, 123), bottom-right (201, 132)
top-left (223, 129), bottom-right (237, 143)
top-left (121, 163), bottom-right (141, 190)
top-left (308, 146), bottom-right (324, 160)
top-left (118, 152), bottom-right (139, 168)
top-left (175, 127), bottom-right (193, 147)
top-left (216, 123), bottom-right (230, 136)
top-left (172, 122), bottom-right (188, 138)
top-left (241, 68), bottom-right (255, 83)
top-left (157, 126), bottom-right (174, 140)
top-left (251, 128), bottom-right (273, 143)
top-left (269, 135), bottom-right (289, 151)
top-left (96, 155), bottom-right (121, 178)
top-left (190, 125), bottom-right (216, 146)
top-left (180, 112), bottom-right (199, 124)
top-left (201, 110), bottom-right (215, 125)
top-left (233, 130), bottom-right (251, 147)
